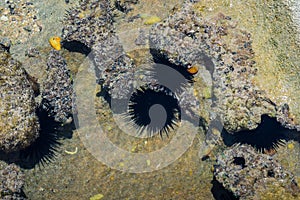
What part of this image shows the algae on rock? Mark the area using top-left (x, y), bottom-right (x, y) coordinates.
top-left (0, 47), bottom-right (39, 152)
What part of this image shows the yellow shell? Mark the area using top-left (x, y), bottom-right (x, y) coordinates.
top-left (90, 194), bottom-right (104, 200)
top-left (288, 143), bottom-right (294, 150)
top-left (187, 65), bottom-right (198, 75)
top-left (144, 16), bottom-right (161, 25)
top-left (49, 36), bottom-right (61, 50)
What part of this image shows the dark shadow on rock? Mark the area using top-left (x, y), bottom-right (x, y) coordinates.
top-left (149, 48), bottom-right (195, 85)
top-left (148, 62), bottom-right (195, 92)
top-left (222, 114), bottom-right (299, 151)
top-left (62, 41), bottom-right (91, 55)
top-left (211, 177), bottom-right (239, 200)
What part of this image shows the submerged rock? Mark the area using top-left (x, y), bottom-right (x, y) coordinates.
top-left (0, 164), bottom-right (26, 200)
top-left (149, 2), bottom-right (277, 133)
top-left (214, 144), bottom-right (300, 199)
top-left (62, 0), bottom-right (114, 49)
top-left (0, 47), bottom-right (39, 152)
top-left (114, 0), bottom-right (139, 13)
top-left (41, 50), bottom-right (73, 123)
top-left (92, 34), bottom-right (135, 99)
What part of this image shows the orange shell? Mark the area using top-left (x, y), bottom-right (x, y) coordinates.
top-left (49, 36), bottom-right (61, 50)
top-left (187, 66), bottom-right (198, 75)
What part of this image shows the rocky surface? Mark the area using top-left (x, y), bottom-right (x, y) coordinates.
top-left (149, 2), bottom-right (277, 133)
top-left (41, 50), bottom-right (73, 123)
top-left (62, 0), bottom-right (114, 49)
top-left (287, 0), bottom-right (300, 43)
top-left (0, 0), bottom-right (299, 199)
top-left (92, 34), bottom-right (135, 99)
top-left (0, 46), bottom-right (39, 152)
top-left (214, 144), bottom-right (300, 199)
top-left (0, 0), bottom-right (42, 45)
top-left (0, 164), bottom-right (26, 200)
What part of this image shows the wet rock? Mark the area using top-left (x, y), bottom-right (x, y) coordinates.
top-left (93, 34), bottom-right (135, 99)
top-left (149, 2), bottom-right (277, 133)
top-left (0, 46), bottom-right (39, 152)
top-left (214, 144), bottom-right (300, 199)
top-left (114, 0), bottom-right (139, 13)
top-left (62, 0), bottom-right (114, 49)
top-left (0, 37), bottom-right (11, 51)
top-left (276, 103), bottom-right (300, 131)
top-left (41, 50), bottom-right (73, 123)
top-left (0, 0), bottom-right (41, 44)
top-left (0, 164), bottom-right (26, 200)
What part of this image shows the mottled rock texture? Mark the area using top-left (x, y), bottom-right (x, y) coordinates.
top-left (149, 2), bottom-right (277, 133)
top-left (0, 164), bottom-right (26, 200)
top-left (62, 0), bottom-right (114, 48)
top-left (41, 50), bottom-right (73, 123)
top-left (214, 144), bottom-right (299, 199)
top-left (0, 47), bottom-right (39, 152)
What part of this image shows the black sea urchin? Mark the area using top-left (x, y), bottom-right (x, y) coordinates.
top-left (222, 115), bottom-right (287, 152)
top-left (18, 109), bottom-right (61, 169)
top-left (127, 84), bottom-right (181, 137)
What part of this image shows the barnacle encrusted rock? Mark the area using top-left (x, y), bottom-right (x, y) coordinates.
top-left (0, 164), bottom-right (26, 200)
top-left (276, 103), bottom-right (300, 131)
top-left (41, 50), bottom-right (73, 123)
top-left (0, 47), bottom-right (39, 152)
top-left (149, 2), bottom-right (277, 133)
top-left (214, 144), bottom-right (300, 199)
top-left (62, 0), bottom-right (114, 49)
top-left (93, 34), bottom-right (135, 99)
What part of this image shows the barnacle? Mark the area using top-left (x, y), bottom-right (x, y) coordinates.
top-left (62, 0), bottom-right (114, 48)
top-left (214, 144), bottom-right (299, 199)
top-left (41, 50), bottom-right (73, 123)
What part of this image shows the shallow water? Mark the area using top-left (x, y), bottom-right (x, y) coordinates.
top-left (1, 0), bottom-right (300, 199)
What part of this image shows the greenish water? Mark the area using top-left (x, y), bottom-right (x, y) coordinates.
top-left (1, 0), bottom-right (300, 199)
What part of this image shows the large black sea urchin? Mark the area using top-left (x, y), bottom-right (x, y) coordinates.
top-left (18, 108), bottom-right (62, 169)
top-left (127, 84), bottom-right (181, 137)
top-left (222, 115), bottom-right (288, 152)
